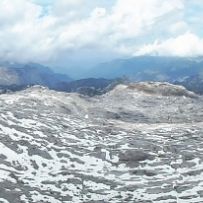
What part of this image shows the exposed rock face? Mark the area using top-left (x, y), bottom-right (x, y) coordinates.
top-left (127, 82), bottom-right (197, 98)
top-left (0, 83), bottom-right (202, 202)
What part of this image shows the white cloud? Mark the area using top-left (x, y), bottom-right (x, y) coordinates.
top-left (0, 0), bottom-right (41, 26)
top-left (0, 0), bottom-right (201, 68)
top-left (52, 0), bottom-right (84, 18)
top-left (169, 21), bottom-right (189, 34)
top-left (136, 32), bottom-right (203, 57)
top-left (54, 0), bottom-right (185, 54)
top-left (107, 0), bottom-right (184, 41)
top-left (91, 7), bottom-right (106, 18)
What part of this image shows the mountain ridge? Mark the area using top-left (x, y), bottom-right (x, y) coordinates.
top-left (0, 62), bottom-right (72, 90)
top-left (88, 56), bottom-right (203, 81)
top-left (0, 57), bottom-right (203, 96)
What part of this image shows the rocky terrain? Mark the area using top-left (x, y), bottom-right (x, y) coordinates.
top-left (0, 82), bottom-right (203, 203)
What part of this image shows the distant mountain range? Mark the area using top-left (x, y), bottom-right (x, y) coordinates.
top-left (88, 56), bottom-right (203, 81)
top-left (56, 78), bottom-right (113, 96)
top-left (0, 56), bottom-right (203, 95)
top-left (86, 56), bottom-right (203, 94)
top-left (0, 62), bottom-right (113, 95)
top-left (175, 74), bottom-right (203, 94)
top-left (0, 62), bottom-right (72, 91)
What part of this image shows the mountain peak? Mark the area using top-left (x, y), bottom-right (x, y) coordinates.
top-left (0, 62), bottom-right (72, 91)
top-left (109, 82), bottom-right (197, 98)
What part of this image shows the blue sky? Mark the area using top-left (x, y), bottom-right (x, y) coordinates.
top-left (0, 0), bottom-right (202, 71)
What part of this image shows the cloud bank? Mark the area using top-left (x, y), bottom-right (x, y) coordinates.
top-left (136, 32), bottom-right (203, 57)
top-left (0, 0), bottom-right (202, 68)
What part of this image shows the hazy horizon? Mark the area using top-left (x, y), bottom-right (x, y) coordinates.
top-left (0, 0), bottom-right (203, 73)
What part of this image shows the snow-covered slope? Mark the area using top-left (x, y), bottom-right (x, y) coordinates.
top-left (0, 83), bottom-right (202, 202)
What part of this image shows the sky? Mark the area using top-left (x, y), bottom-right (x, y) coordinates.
top-left (0, 0), bottom-right (203, 72)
